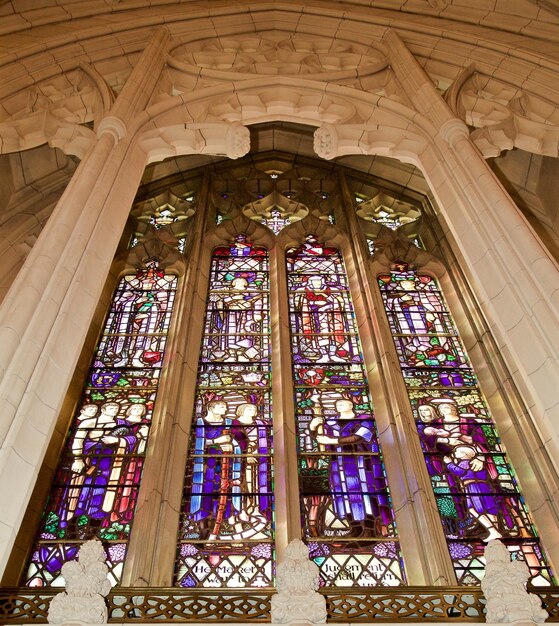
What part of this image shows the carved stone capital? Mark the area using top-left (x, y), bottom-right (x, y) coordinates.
top-left (48, 540), bottom-right (111, 625)
top-left (97, 115), bottom-right (126, 142)
top-left (481, 540), bottom-right (548, 623)
top-left (439, 118), bottom-right (469, 147)
top-left (271, 539), bottom-right (327, 624)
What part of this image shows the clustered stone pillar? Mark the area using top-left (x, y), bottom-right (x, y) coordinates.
top-left (0, 28), bottom-right (170, 577)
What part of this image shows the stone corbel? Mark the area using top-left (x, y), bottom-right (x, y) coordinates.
top-left (313, 123), bottom-right (427, 163)
top-left (470, 117), bottom-right (559, 159)
top-left (313, 123), bottom-right (339, 160)
top-left (0, 111), bottom-right (96, 159)
top-left (224, 122), bottom-right (251, 159)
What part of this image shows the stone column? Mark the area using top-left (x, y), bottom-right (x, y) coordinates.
top-left (270, 240), bottom-right (304, 555)
top-left (337, 172), bottom-right (456, 585)
top-left (383, 29), bottom-right (559, 473)
top-left (0, 28), bottom-right (170, 576)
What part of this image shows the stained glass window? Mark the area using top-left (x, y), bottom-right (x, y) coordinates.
top-left (378, 263), bottom-right (553, 585)
top-left (175, 234), bottom-right (274, 588)
top-left (25, 259), bottom-right (177, 586)
top-left (286, 235), bottom-right (405, 587)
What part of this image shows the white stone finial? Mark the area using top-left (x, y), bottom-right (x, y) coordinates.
top-left (225, 122), bottom-right (250, 159)
top-left (313, 124), bottom-right (338, 160)
top-left (481, 540), bottom-right (548, 624)
top-left (271, 539), bottom-right (327, 624)
top-left (48, 540), bottom-right (111, 625)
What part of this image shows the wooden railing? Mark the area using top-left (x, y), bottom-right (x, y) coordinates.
top-left (0, 586), bottom-right (557, 622)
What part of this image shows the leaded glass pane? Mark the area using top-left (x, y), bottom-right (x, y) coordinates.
top-left (286, 235), bottom-right (405, 587)
top-left (175, 234), bottom-right (274, 588)
top-left (379, 264), bottom-right (553, 586)
top-left (25, 260), bottom-right (177, 586)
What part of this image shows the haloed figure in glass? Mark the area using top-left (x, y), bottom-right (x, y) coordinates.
top-left (296, 274), bottom-right (348, 362)
top-left (307, 395), bottom-right (391, 538)
top-left (106, 260), bottom-right (170, 367)
top-left (209, 275), bottom-right (263, 361)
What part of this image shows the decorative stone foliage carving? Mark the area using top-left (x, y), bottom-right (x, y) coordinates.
top-left (170, 34), bottom-right (387, 78)
top-left (0, 69), bottom-right (106, 157)
top-left (314, 122), bottom-right (427, 162)
top-left (271, 539), bottom-right (327, 624)
top-left (139, 122), bottom-right (250, 164)
top-left (48, 540), bottom-right (111, 625)
top-left (481, 540), bottom-right (548, 623)
top-left (447, 70), bottom-right (559, 158)
top-left (314, 124), bottom-right (338, 160)
top-left (225, 122), bottom-right (251, 159)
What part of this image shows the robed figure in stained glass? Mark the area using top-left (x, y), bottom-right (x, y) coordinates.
top-left (306, 396), bottom-right (392, 538)
top-left (208, 276), bottom-right (263, 362)
top-left (189, 399), bottom-right (243, 539)
top-left (295, 274), bottom-right (349, 362)
top-left (444, 445), bottom-right (512, 542)
top-left (232, 402), bottom-right (270, 520)
top-left (103, 260), bottom-right (171, 368)
top-left (61, 401), bottom-right (145, 532)
top-left (380, 273), bottom-right (461, 368)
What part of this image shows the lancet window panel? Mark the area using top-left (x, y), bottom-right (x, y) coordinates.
top-left (24, 260), bottom-right (177, 587)
top-left (286, 235), bottom-right (405, 587)
top-left (378, 265), bottom-right (553, 586)
top-left (175, 235), bottom-right (274, 589)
